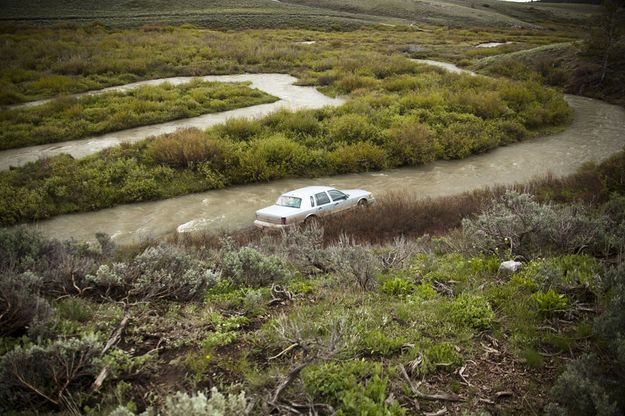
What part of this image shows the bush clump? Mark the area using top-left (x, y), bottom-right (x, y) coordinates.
top-left (221, 245), bottom-right (289, 287)
top-left (463, 191), bottom-right (605, 258)
top-left (87, 243), bottom-right (217, 301)
top-left (0, 272), bottom-right (52, 336)
top-left (302, 360), bottom-right (404, 416)
top-left (450, 293), bottom-right (495, 330)
top-left (110, 387), bottom-right (248, 416)
top-left (0, 335), bottom-right (102, 410)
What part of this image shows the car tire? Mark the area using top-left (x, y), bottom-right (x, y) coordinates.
top-left (304, 215), bottom-right (319, 226)
top-left (357, 198), bottom-right (369, 207)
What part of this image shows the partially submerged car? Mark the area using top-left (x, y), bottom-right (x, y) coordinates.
top-left (254, 186), bottom-right (374, 229)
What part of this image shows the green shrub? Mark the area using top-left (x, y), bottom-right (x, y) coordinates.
top-left (236, 134), bottom-right (309, 181)
top-left (450, 293), bottom-right (495, 330)
top-left (360, 329), bottom-right (406, 357)
top-left (0, 272), bottom-right (52, 336)
top-left (0, 334), bottom-right (102, 410)
top-left (216, 117), bottom-right (262, 141)
top-left (380, 277), bottom-right (416, 296)
top-left (420, 342), bottom-right (463, 375)
top-left (221, 245), bottom-right (289, 287)
top-left (327, 113), bottom-right (379, 144)
top-left (55, 297), bottom-right (93, 323)
top-left (88, 244), bottom-right (217, 301)
top-left (302, 360), bottom-right (405, 416)
top-left (533, 289), bottom-right (568, 315)
top-left (383, 119), bottom-right (439, 166)
top-left (329, 142), bottom-right (388, 174)
top-left (145, 129), bottom-right (230, 169)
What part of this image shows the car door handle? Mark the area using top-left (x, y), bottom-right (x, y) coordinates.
top-left (333, 202), bottom-right (339, 206)
top-left (318, 207), bottom-right (322, 211)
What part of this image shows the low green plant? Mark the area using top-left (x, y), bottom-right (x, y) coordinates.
top-left (533, 289), bottom-right (568, 315)
top-left (380, 277), bottom-right (416, 296)
top-left (450, 293), bottom-right (495, 330)
top-left (360, 329), bottom-right (406, 357)
top-left (302, 360), bottom-right (405, 416)
top-left (421, 342), bottom-right (463, 375)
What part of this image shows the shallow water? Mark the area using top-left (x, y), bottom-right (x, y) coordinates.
top-left (0, 74), bottom-right (344, 170)
top-left (476, 41), bottom-right (512, 48)
top-left (411, 59), bottom-right (475, 75)
top-left (29, 94), bottom-right (625, 245)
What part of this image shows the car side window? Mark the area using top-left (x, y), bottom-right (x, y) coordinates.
top-left (328, 190), bottom-right (348, 201)
top-left (315, 192), bottom-right (330, 206)
top-left (310, 196), bottom-right (315, 207)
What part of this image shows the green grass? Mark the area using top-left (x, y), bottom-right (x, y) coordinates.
top-left (0, 26), bottom-right (577, 105)
top-left (0, 80), bottom-right (277, 150)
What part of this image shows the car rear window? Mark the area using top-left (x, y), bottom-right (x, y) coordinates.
top-left (315, 192), bottom-right (330, 205)
top-left (276, 196), bottom-right (302, 208)
top-left (328, 190), bottom-right (347, 201)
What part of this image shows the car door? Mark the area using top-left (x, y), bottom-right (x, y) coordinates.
top-left (327, 189), bottom-right (350, 212)
top-left (314, 191), bottom-right (332, 216)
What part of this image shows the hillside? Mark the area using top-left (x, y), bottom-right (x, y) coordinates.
top-left (0, 0), bottom-right (600, 28)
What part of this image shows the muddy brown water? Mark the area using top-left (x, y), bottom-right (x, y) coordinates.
top-left (0, 74), bottom-right (344, 171)
top-left (26, 94), bottom-right (625, 244)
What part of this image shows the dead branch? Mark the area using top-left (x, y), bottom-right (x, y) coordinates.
top-left (495, 390), bottom-right (513, 399)
top-left (269, 359), bottom-right (313, 405)
top-left (92, 313), bottom-right (130, 391)
top-left (399, 364), bottom-right (464, 403)
top-left (269, 343), bottom-right (300, 361)
top-left (102, 314), bottom-right (130, 355)
top-left (458, 365), bottom-right (471, 386)
top-left (425, 407), bottom-right (448, 416)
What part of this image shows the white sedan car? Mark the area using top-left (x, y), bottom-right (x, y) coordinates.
top-left (254, 186), bottom-right (374, 229)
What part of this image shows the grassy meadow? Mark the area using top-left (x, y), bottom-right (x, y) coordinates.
top-left (1, 150), bottom-right (624, 415)
top-left (0, 25), bottom-right (577, 105)
top-left (0, 80), bottom-right (277, 149)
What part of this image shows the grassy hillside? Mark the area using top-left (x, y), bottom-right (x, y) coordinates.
top-left (0, 0), bottom-right (398, 29)
top-left (1, 150), bottom-right (624, 415)
top-left (0, 0), bottom-right (600, 29)
top-left (281, 0), bottom-right (599, 27)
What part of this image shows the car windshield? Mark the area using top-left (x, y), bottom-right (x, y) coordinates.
top-left (276, 195), bottom-right (302, 208)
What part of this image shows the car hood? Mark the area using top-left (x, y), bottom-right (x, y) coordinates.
top-left (256, 205), bottom-right (301, 218)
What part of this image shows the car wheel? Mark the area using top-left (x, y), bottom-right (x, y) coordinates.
top-left (304, 215), bottom-right (318, 226)
top-left (357, 199), bottom-right (369, 207)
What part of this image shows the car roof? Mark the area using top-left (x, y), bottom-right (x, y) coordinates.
top-left (282, 186), bottom-right (335, 197)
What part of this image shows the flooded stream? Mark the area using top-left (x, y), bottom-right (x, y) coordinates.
top-left (29, 94), bottom-right (625, 245)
